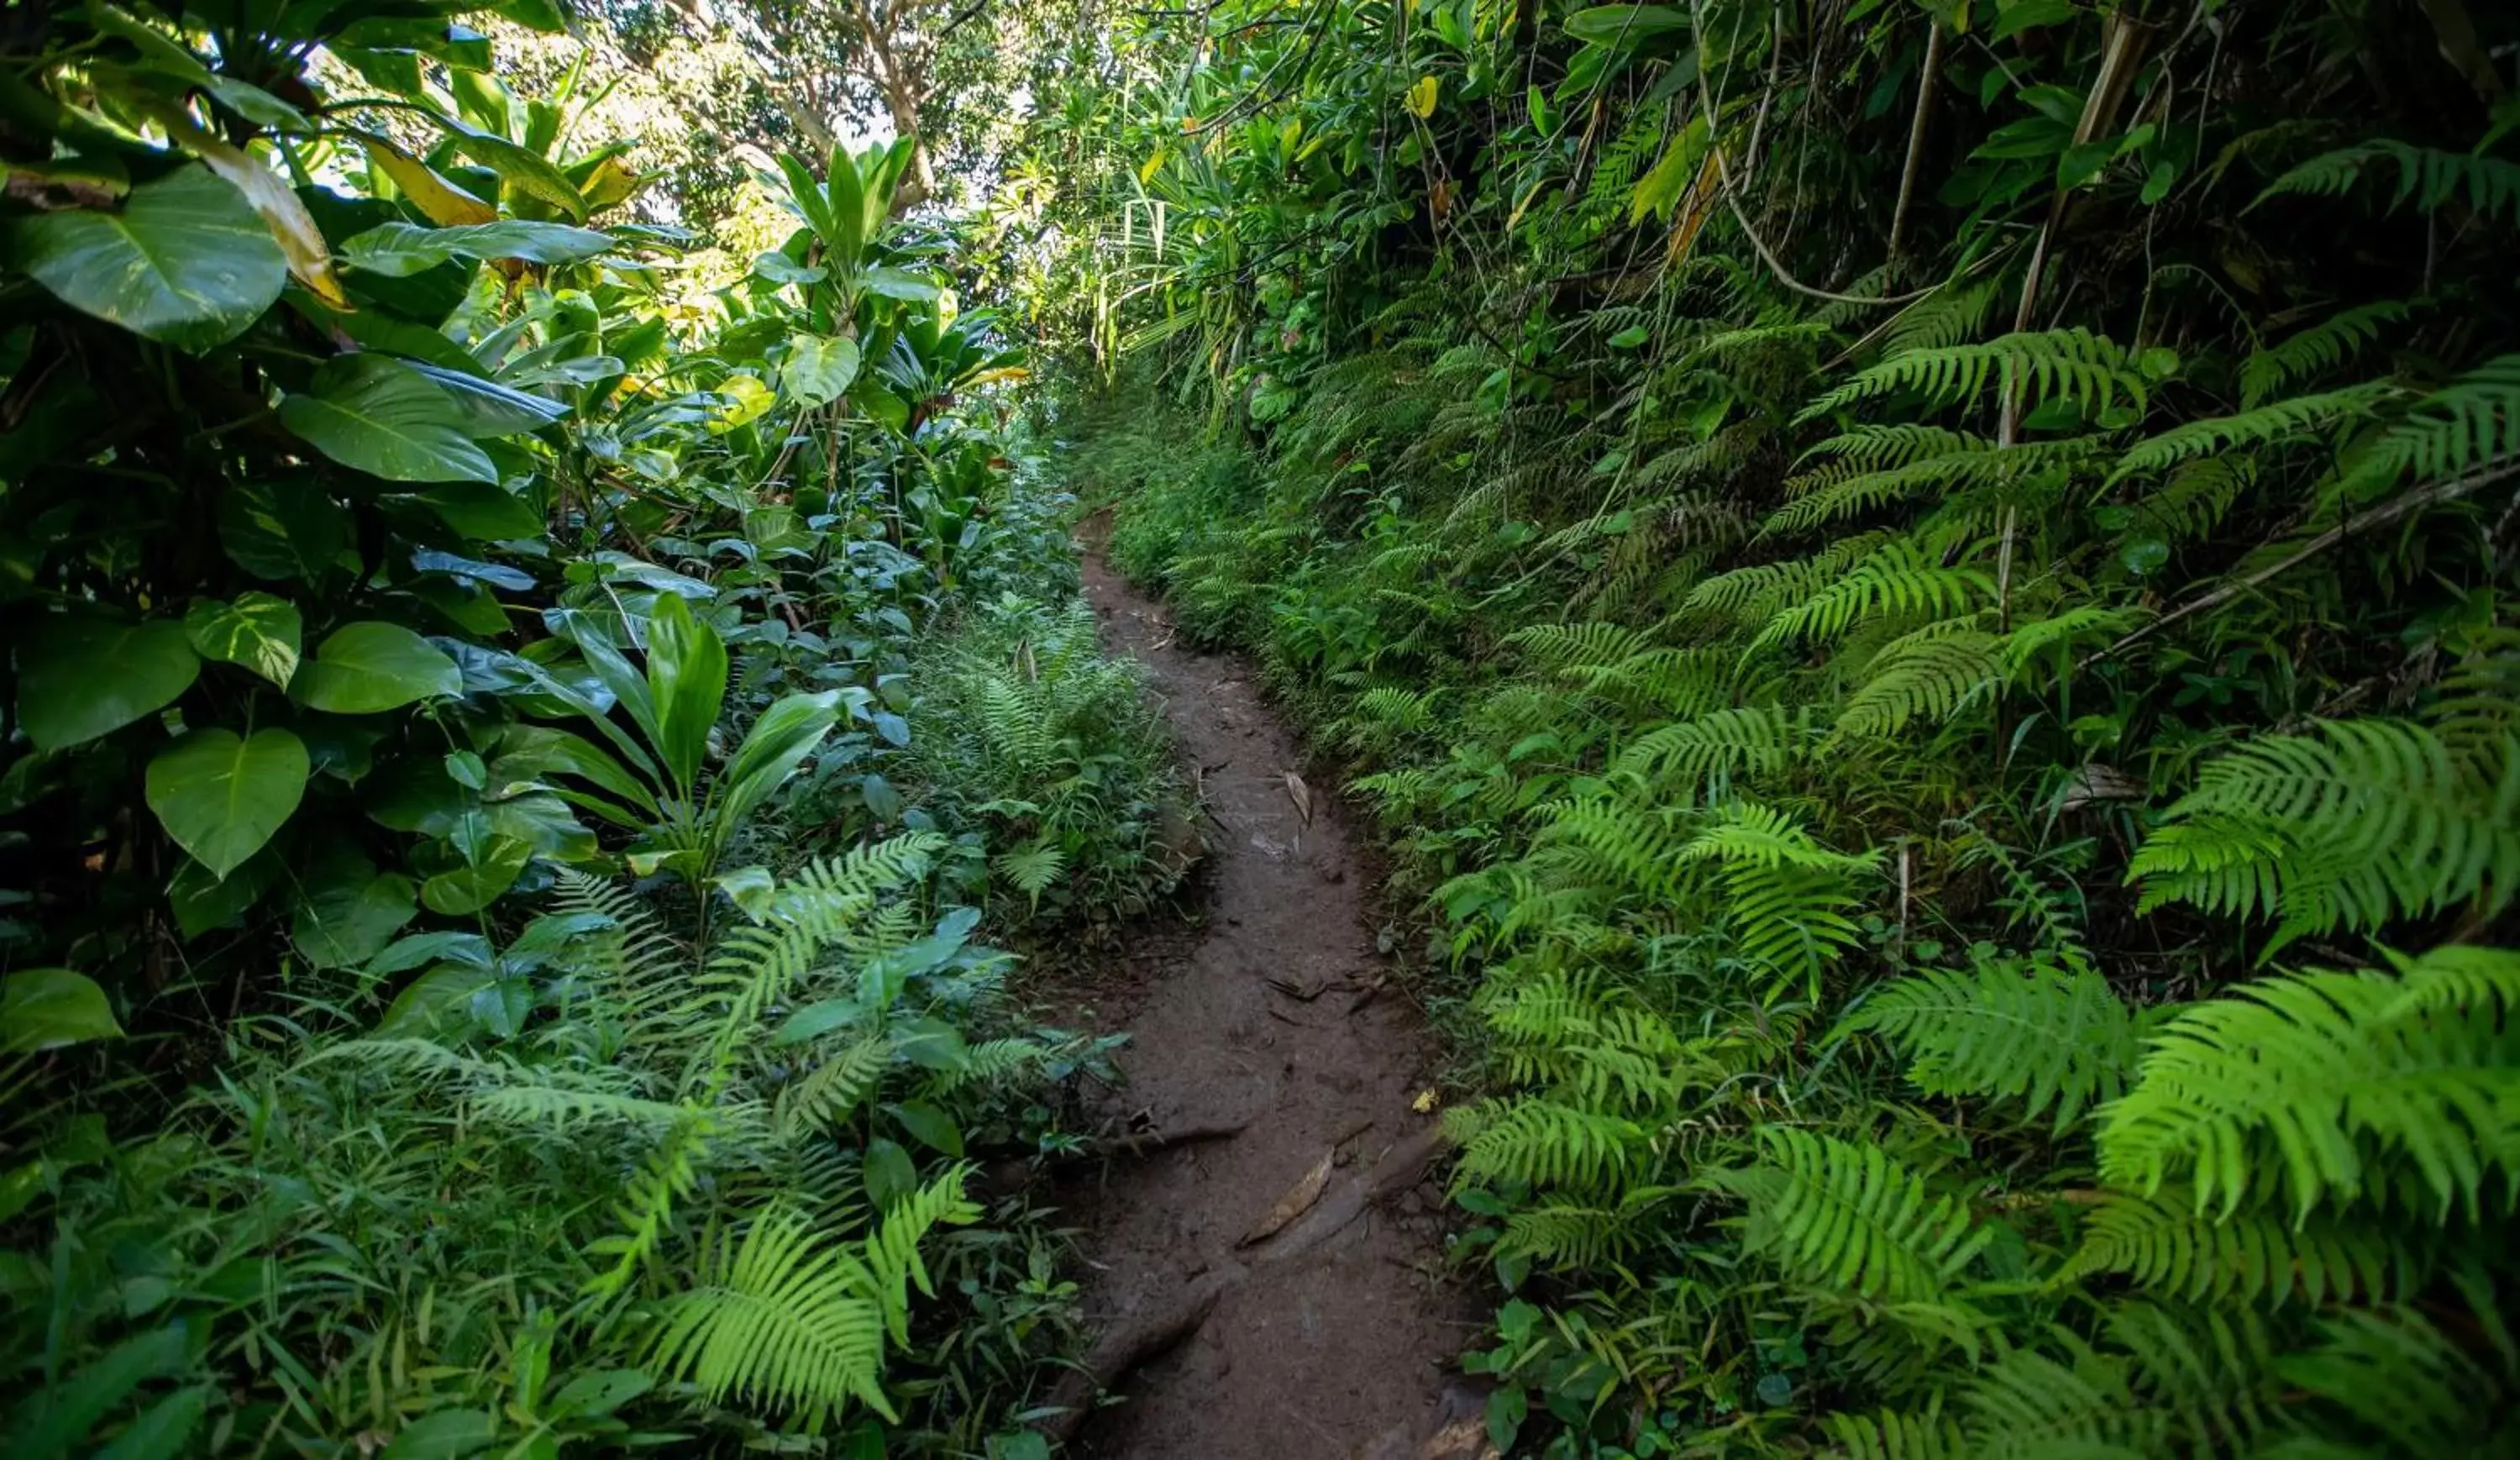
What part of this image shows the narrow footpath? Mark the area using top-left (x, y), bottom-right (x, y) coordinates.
top-left (1042, 538), bottom-right (1485, 1458)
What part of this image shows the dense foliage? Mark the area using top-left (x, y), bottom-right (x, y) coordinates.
top-left (0, 3), bottom-right (1180, 1454)
top-left (1015, 0), bottom-right (2520, 1453)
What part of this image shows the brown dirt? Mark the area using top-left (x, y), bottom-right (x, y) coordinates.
top-left (1045, 544), bottom-right (1483, 1458)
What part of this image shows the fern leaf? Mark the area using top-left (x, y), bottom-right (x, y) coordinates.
top-left (2095, 944), bottom-right (2520, 1221)
top-left (1711, 1127), bottom-right (1992, 1302)
top-left (1837, 955), bottom-right (2138, 1130)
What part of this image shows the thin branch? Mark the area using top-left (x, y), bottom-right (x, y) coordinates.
top-left (2081, 462), bottom-right (2520, 671)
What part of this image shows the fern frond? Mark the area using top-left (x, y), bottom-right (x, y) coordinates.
top-left (2065, 1190), bottom-right (2429, 1307)
top-left (1752, 542), bottom-right (1994, 652)
top-left (1451, 1096), bottom-right (1646, 1193)
top-left (2129, 719), bottom-right (2520, 950)
top-left (1838, 956), bottom-right (2137, 1129)
top-left (1712, 1127), bottom-right (1992, 1302)
top-left (2095, 943), bottom-right (2520, 1221)
top-left (1799, 328), bottom-right (2151, 423)
top-left (2254, 139), bottom-right (2520, 226)
top-left (647, 1205), bottom-right (895, 1421)
top-left (2242, 302), bottom-right (2407, 406)
top-left (2108, 381), bottom-right (2397, 482)
top-left (1836, 629), bottom-right (2004, 738)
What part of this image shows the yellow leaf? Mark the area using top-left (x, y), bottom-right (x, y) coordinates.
top-left (1406, 75), bottom-right (1440, 119)
top-left (145, 105), bottom-right (347, 308)
top-left (350, 130), bottom-right (497, 228)
top-left (1412, 1088), bottom-right (1440, 1114)
top-left (1138, 146), bottom-right (1168, 184)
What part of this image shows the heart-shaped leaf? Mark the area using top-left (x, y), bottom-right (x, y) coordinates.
top-left (0, 969), bottom-right (123, 1052)
top-left (421, 835), bottom-right (531, 915)
top-left (16, 613), bottom-right (199, 751)
top-left (291, 859), bottom-right (417, 969)
top-left (1, 165), bottom-right (285, 352)
top-left (185, 592), bottom-right (302, 687)
top-left (292, 621), bottom-right (462, 713)
top-left (281, 354), bottom-right (496, 483)
top-left (145, 727), bottom-right (310, 879)
top-left (779, 334), bottom-right (862, 407)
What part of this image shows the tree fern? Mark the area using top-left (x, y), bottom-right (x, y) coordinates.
top-left (2129, 718), bottom-right (2520, 952)
top-left (1710, 1127), bottom-right (1992, 1303)
top-left (1798, 328), bottom-right (2156, 423)
top-left (1835, 954), bottom-right (2138, 1130)
top-left (2095, 944), bottom-right (2520, 1221)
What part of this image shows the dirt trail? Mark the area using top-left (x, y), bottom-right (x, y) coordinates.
top-left (1044, 542), bottom-right (1482, 1458)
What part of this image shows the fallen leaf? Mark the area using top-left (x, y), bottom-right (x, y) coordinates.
top-left (1240, 1148), bottom-right (1335, 1245)
top-left (1283, 769), bottom-right (1313, 827)
top-left (1412, 1088), bottom-right (1441, 1114)
top-left (1267, 974), bottom-right (1331, 1001)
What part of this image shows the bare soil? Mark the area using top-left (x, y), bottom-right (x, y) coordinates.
top-left (1042, 543), bottom-right (1483, 1458)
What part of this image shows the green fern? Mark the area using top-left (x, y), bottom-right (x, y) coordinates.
top-left (2129, 719), bottom-right (2520, 952)
top-left (2362, 352), bottom-right (2520, 485)
top-left (2065, 1189), bottom-right (2429, 1307)
top-left (1835, 628), bottom-right (2004, 738)
top-left (1798, 328), bottom-right (2156, 423)
top-left (1752, 541), bottom-right (1994, 652)
top-left (2096, 943), bottom-right (2520, 1221)
top-left (2242, 302), bottom-right (2407, 406)
top-left (646, 1205), bottom-right (896, 1421)
top-left (2108, 380), bottom-right (2397, 483)
top-left (1448, 1096), bottom-right (1646, 1193)
top-left (1836, 954), bottom-right (2138, 1130)
top-left (1711, 1127), bottom-right (1992, 1302)
top-left (2254, 139), bottom-right (2520, 227)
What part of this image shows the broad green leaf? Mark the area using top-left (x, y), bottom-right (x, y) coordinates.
top-left (291, 862), bottom-right (417, 969)
top-left (892, 1099), bottom-right (963, 1155)
top-left (0, 969), bottom-right (123, 1052)
top-left (339, 220), bottom-right (616, 276)
top-left (292, 621), bottom-right (462, 713)
top-left (429, 117), bottom-right (588, 222)
top-left (407, 481), bottom-right (543, 539)
top-left (712, 864), bottom-right (776, 922)
top-left (281, 354), bottom-right (496, 483)
top-left (406, 364), bottom-right (568, 437)
top-left (145, 728), bottom-right (309, 879)
top-left (751, 250), bottom-right (827, 286)
top-left (713, 690), bottom-right (839, 833)
top-left (16, 613), bottom-right (198, 751)
top-left (380, 1407), bottom-right (496, 1460)
top-left (2, 165), bottom-right (284, 351)
top-left (218, 477), bottom-right (349, 580)
top-left (169, 850), bottom-right (279, 938)
top-left (780, 334), bottom-right (862, 407)
top-left (421, 835), bottom-right (530, 915)
top-left (8, 1322), bottom-right (187, 1458)
top-left (1562, 4), bottom-right (1692, 45)
top-left (92, 1384), bottom-right (211, 1460)
top-left (184, 592), bottom-right (302, 687)
top-left (645, 592), bottom-right (728, 794)
top-left (862, 265), bottom-right (940, 301)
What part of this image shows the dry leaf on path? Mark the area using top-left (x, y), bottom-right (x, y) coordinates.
top-left (1283, 769), bottom-right (1314, 826)
top-left (1266, 974), bottom-right (1331, 1001)
top-left (1239, 1148), bottom-right (1335, 1246)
